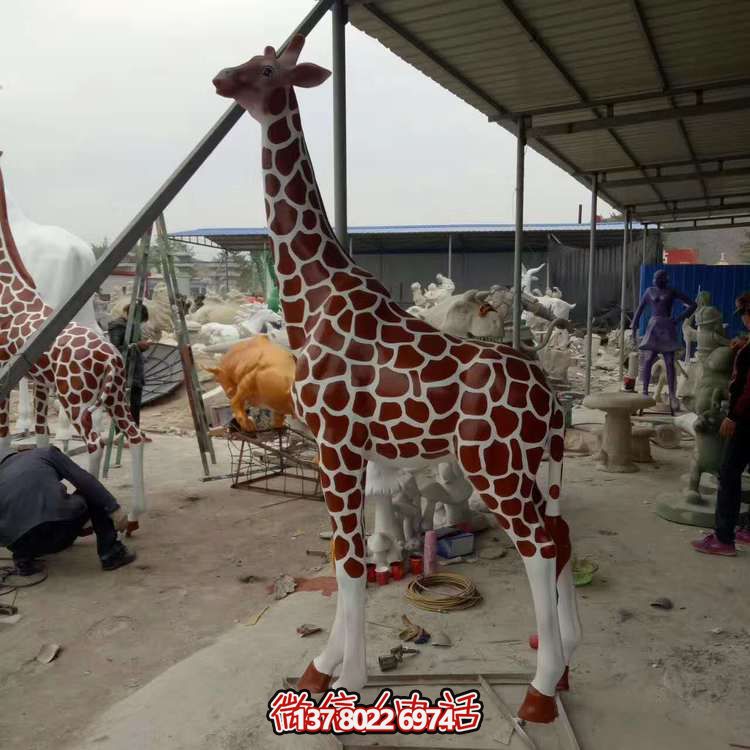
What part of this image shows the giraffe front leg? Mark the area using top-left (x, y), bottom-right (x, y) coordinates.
top-left (33, 384), bottom-right (50, 449)
top-left (298, 442), bottom-right (366, 694)
top-left (15, 378), bottom-right (32, 434)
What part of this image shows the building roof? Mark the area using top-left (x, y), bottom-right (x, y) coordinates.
top-left (347, 0), bottom-right (750, 230)
top-left (171, 222), bottom-right (640, 254)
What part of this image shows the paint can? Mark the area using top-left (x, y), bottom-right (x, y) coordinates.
top-left (366, 563), bottom-right (376, 583)
top-left (375, 568), bottom-right (390, 586)
top-left (408, 555), bottom-right (423, 575)
top-left (423, 530), bottom-right (438, 576)
top-left (391, 561), bottom-right (404, 581)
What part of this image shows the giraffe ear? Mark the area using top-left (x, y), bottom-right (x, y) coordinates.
top-left (289, 63), bottom-right (331, 88)
top-left (264, 45), bottom-right (277, 58)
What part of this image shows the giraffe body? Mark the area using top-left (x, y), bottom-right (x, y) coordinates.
top-left (0, 165), bottom-right (146, 521)
top-left (214, 36), bottom-right (580, 722)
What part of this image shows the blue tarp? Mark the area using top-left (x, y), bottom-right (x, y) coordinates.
top-left (639, 264), bottom-right (750, 341)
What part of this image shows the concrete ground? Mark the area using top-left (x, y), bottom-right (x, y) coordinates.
top-left (2, 412), bottom-right (750, 749)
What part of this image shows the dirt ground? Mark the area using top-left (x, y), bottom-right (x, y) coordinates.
top-left (2, 401), bottom-right (750, 749)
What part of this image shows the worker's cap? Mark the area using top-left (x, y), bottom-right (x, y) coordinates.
top-left (735, 292), bottom-right (750, 316)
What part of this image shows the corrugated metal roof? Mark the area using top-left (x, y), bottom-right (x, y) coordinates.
top-left (348, 0), bottom-right (750, 225)
top-left (171, 222), bottom-right (641, 254)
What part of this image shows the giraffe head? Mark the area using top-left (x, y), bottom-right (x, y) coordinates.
top-left (213, 34), bottom-right (331, 121)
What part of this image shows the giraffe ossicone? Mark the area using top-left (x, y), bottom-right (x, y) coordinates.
top-left (214, 34), bottom-right (581, 722)
top-left (0, 161), bottom-right (146, 525)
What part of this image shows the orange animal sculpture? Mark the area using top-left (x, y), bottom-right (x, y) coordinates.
top-left (206, 335), bottom-right (296, 432)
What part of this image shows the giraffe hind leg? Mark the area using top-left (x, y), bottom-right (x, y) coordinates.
top-left (458, 439), bottom-right (563, 723)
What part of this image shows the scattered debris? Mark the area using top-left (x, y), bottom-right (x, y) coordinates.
top-left (598, 529), bottom-right (618, 536)
top-left (0, 613), bottom-right (21, 626)
top-left (305, 549), bottom-right (329, 559)
top-left (36, 643), bottom-right (61, 664)
top-left (319, 531), bottom-right (333, 540)
top-left (184, 495), bottom-right (204, 503)
top-left (378, 644), bottom-right (419, 672)
top-left (237, 574), bottom-right (259, 584)
top-left (295, 576), bottom-right (337, 597)
top-left (431, 630), bottom-right (452, 647)
top-left (572, 558), bottom-right (599, 587)
top-left (710, 627), bottom-right (724, 635)
top-left (651, 597), bottom-right (674, 610)
top-left (290, 529), bottom-right (305, 539)
top-left (273, 575), bottom-right (297, 600)
top-left (617, 608), bottom-right (634, 623)
top-left (296, 624), bottom-right (322, 638)
top-left (399, 614), bottom-right (430, 644)
top-left (246, 606), bottom-right (269, 626)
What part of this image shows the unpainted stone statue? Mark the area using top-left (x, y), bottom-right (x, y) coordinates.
top-left (683, 346), bottom-right (733, 504)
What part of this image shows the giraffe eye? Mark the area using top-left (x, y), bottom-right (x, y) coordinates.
top-left (262, 66), bottom-right (274, 77)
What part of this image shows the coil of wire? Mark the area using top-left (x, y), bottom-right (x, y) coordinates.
top-left (404, 572), bottom-right (482, 612)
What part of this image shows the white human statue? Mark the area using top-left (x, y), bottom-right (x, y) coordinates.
top-left (187, 290), bottom-right (247, 327)
top-left (8, 195), bottom-right (101, 440)
top-left (410, 273), bottom-right (454, 310)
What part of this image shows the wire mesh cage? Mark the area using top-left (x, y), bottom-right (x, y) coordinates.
top-left (226, 417), bottom-right (322, 501)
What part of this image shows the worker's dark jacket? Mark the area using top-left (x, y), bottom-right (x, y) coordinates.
top-left (0, 447), bottom-right (119, 546)
top-left (729, 339), bottom-right (750, 427)
top-left (108, 317), bottom-right (144, 387)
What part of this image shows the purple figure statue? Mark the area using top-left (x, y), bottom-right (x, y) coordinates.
top-left (631, 270), bottom-right (697, 413)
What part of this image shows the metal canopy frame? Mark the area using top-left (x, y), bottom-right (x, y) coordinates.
top-left (348, 0), bottom-right (750, 393)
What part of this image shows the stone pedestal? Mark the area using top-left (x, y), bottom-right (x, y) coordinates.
top-left (658, 474), bottom-right (750, 527)
top-left (631, 426), bottom-right (655, 463)
top-left (583, 392), bottom-right (655, 473)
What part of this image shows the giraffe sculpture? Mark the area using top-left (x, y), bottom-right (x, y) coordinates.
top-left (213, 36), bottom-right (581, 723)
top-left (0, 162), bottom-right (146, 524)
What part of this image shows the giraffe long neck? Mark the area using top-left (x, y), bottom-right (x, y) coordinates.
top-left (261, 88), bottom-right (353, 353)
top-left (0, 168), bottom-right (40, 292)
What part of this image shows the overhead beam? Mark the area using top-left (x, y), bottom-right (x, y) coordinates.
top-left (658, 220), bottom-right (750, 233)
top-left (495, 0), bottom-right (669, 208)
top-left (489, 78), bottom-right (750, 120)
top-left (601, 165), bottom-right (750, 188)
top-left (0, 0), bottom-right (336, 399)
top-left (582, 152), bottom-right (750, 177)
top-left (633, 191), bottom-right (750, 210)
top-left (637, 201), bottom-right (750, 220)
top-left (527, 97), bottom-right (750, 137)
top-left (628, 0), bottom-right (708, 199)
top-left (656, 213), bottom-right (750, 226)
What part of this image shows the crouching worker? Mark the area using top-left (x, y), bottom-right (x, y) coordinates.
top-left (0, 446), bottom-right (136, 573)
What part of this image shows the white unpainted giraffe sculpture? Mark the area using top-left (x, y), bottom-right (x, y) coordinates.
top-left (8, 195), bottom-right (101, 439)
top-left (214, 36), bottom-right (581, 723)
top-left (0, 163), bottom-right (146, 527)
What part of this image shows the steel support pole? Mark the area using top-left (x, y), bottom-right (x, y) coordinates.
top-left (512, 119), bottom-right (526, 350)
top-left (585, 174), bottom-right (598, 395)
top-left (0, 0), bottom-right (335, 400)
top-left (642, 225), bottom-right (648, 265)
top-left (618, 208), bottom-right (629, 380)
top-left (332, 0), bottom-right (348, 248)
top-left (448, 234), bottom-right (453, 278)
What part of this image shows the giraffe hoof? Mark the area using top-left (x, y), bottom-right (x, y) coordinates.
top-left (297, 661), bottom-right (332, 694)
top-left (518, 685), bottom-right (558, 724)
top-left (556, 666), bottom-right (570, 692)
top-left (125, 520), bottom-right (140, 537)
